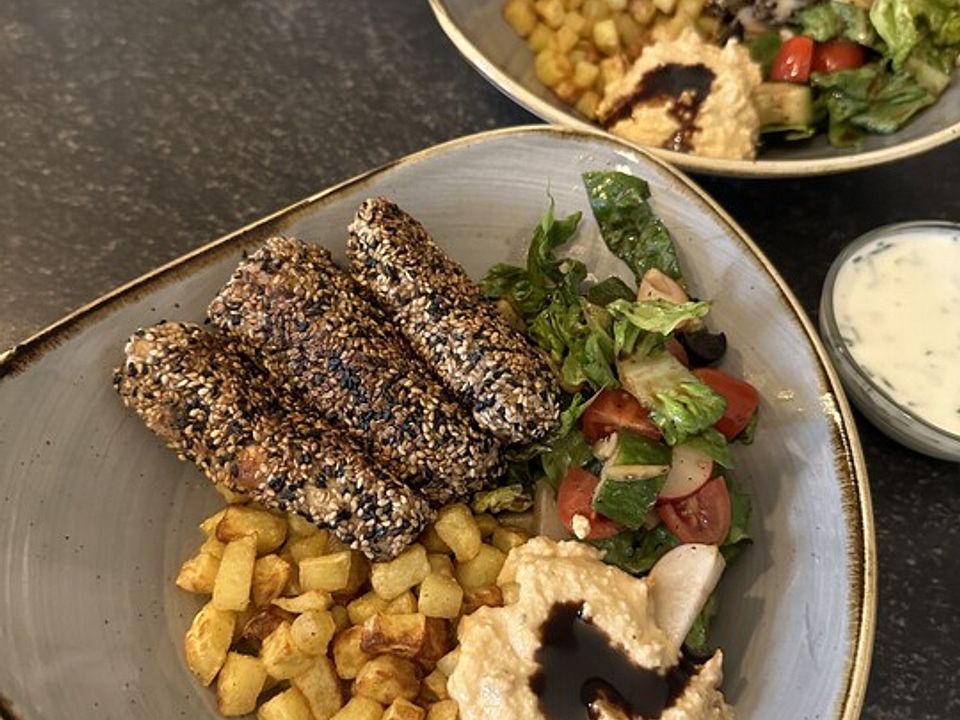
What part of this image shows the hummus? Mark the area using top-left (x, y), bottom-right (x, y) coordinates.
top-left (597, 29), bottom-right (763, 160)
top-left (447, 538), bottom-right (733, 720)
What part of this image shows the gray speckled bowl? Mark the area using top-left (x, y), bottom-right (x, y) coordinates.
top-left (0, 126), bottom-right (874, 719)
top-left (428, 0), bottom-right (960, 177)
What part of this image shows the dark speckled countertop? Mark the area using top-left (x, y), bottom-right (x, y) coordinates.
top-left (1, 0), bottom-right (958, 717)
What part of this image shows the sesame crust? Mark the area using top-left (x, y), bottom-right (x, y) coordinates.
top-left (207, 237), bottom-right (502, 505)
top-left (346, 198), bottom-right (561, 444)
top-left (113, 321), bottom-right (431, 561)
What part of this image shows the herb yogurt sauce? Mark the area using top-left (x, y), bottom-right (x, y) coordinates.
top-left (832, 227), bottom-right (960, 436)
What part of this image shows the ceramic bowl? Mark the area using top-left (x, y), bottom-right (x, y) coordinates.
top-left (428, 0), bottom-right (960, 177)
top-left (0, 126), bottom-right (874, 719)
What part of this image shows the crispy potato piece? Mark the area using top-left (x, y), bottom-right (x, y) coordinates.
top-left (454, 545), bottom-right (506, 590)
top-left (354, 655), bottom-right (421, 705)
top-left (292, 656), bottom-right (343, 720)
top-left (233, 605), bottom-right (257, 643)
top-left (333, 626), bottom-right (373, 680)
top-left (332, 697), bottom-right (384, 720)
top-left (176, 552), bottom-right (221, 594)
top-left (241, 606), bottom-right (295, 647)
top-left (287, 533), bottom-right (329, 563)
top-left (383, 698), bottom-right (426, 720)
top-left (217, 505), bottom-right (288, 555)
top-left (387, 590), bottom-right (418, 615)
top-left (425, 699), bottom-right (458, 720)
top-left (419, 669), bottom-right (448, 703)
top-left (300, 551), bottom-right (354, 593)
top-left (261, 621), bottom-right (315, 679)
top-left (213, 535), bottom-right (257, 611)
top-left (200, 535), bottom-right (226, 559)
top-left (419, 524), bottom-right (451, 554)
top-left (434, 506), bottom-right (481, 563)
top-left (473, 514), bottom-right (498, 538)
top-left (348, 591), bottom-right (390, 626)
top-left (287, 513), bottom-right (323, 539)
top-left (500, 582), bottom-right (520, 605)
top-left (330, 604), bottom-right (350, 631)
top-left (200, 508), bottom-right (227, 537)
top-left (336, 552), bottom-right (371, 601)
top-left (184, 602), bottom-right (235, 686)
top-left (360, 613), bottom-right (429, 657)
top-left (460, 586), bottom-right (504, 615)
top-left (253, 554), bottom-right (293, 607)
top-left (257, 686), bottom-right (314, 720)
top-left (326, 535), bottom-right (351, 553)
top-left (273, 590), bottom-right (333, 614)
top-left (427, 554), bottom-right (454, 578)
top-left (217, 652), bottom-right (267, 716)
top-left (291, 610), bottom-right (338, 655)
top-left (491, 527), bottom-right (530, 554)
top-left (435, 649), bottom-right (459, 678)
top-left (418, 618), bottom-right (451, 667)
top-left (417, 574), bottom-right (463, 620)
top-left (371, 544), bottom-right (430, 600)
top-left (215, 484), bottom-right (250, 505)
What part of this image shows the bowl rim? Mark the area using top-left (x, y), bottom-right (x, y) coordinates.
top-left (0, 124), bottom-right (876, 720)
top-left (819, 220), bottom-right (960, 450)
top-left (427, 0), bottom-right (960, 178)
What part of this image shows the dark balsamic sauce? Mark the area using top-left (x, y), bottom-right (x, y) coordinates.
top-left (529, 602), bottom-right (696, 720)
top-left (601, 63), bottom-right (716, 153)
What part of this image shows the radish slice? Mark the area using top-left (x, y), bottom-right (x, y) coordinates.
top-left (648, 543), bottom-right (725, 653)
top-left (659, 444), bottom-right (713, 501)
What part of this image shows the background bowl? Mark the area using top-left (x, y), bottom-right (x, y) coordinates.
top-left (0, 126), bottom-right (873, 719)
top-left (429, 0), bottom-right (960, 177)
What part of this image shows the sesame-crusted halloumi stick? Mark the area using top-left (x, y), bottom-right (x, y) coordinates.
top-left (207, 237), bottom-right (502, 505)
top-left (113, 322), bottom-right (431, 561)
top-left (346, 198), bottom-right (561, 445)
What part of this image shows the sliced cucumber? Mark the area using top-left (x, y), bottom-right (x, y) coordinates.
top-left (754, 82), bottom-right (815, 128)
top-left (592, 472), bottom-right (667, 529)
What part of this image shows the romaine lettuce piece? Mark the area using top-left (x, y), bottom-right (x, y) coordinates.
top-left (870, 0), bottom-right (960, 69)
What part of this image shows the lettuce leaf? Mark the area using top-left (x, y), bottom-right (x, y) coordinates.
top-left (607, 298), bottom-right (712, 336)
top-left (870, 0), bottom-right (960, 69)
top-left (800, 1), bottom-right (885, 49)
top-left (681, 428), bottom-right (735, 469)
top-left (590, 525), bottom-right (680, 575)
top-left (471, 485), bottom-right (534, 514)
top-left (586, 276), bottom-right (635, 306)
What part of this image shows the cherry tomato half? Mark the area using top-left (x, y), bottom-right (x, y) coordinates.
top-left (770, 35), bottom-right (815, 83)
top-left (556, 467), bottom-right (623, 540)
top-left (581, 389), bottom-right (662, 444)
top-left (657, 475), bottom-right (731, 545)
top-left (812, 40), bottom-right (866, 74)
top-left (693, 367), bottom-right (759, 441)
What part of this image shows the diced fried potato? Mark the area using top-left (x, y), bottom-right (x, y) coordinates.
top-left (261, 621), bottom-right (314, 679)
top-left (325, 535), bottom-right (351, 553)
top-left (176, 552), bottom-right (221, 594)
top-left (371, 544), bottom-right (430, 600)
top-left (360, 613), bottom-right (430, 658)
top-left (257, 687), bottom-right (314, 720)
top-left (348, 591), bottom-right (390, 625)
top-left (553, 79), bottom-right (583, 103)
top-left (426, 700), bottom-right (458, 720)
top-left (454, 545), bottom-right (506, 590)
top-left (233, 604), bottom-right (257, 643)
top-left (287, 513), bottom-right (322, 539)
top-left (535, 0), bottom-right (567, 27)
top-left (503, 0), bottom-right (538, 37)
top-left (215, 484), bottom-right (249, 505)
top-left (527, 22), bottom-right (554, 51)
top-left (253, 554), bottom-right (293, 607)
top-left (201, 509), bottom-right (227, 537)
top-left (653, 0), bottom-right (677, 12)
top-left (582, 0), bottom-right (612, 24)
top-left (592, 17), bottom-right (620, 54)
top-left (332, 697), bottom-right (384, 720)
top-left (572, 59), bottom-right (600, 90)
top-left (383, 698), bottom-right (426, 720)
top-left (217, 652), bottom-right (267, 716)
top-left (434, 506), bottom-right (482, 563)
top-left (419, 618), bottom-right (451, 667)
top-left (291, 610), bottom-right (337, 655)
top-left (472, 514), bottom-right (498, 538)
top-left (418, 574), bottom-right (463, 620)
top-left (241, 606), bottom-right (295, 647)
top-left (273, 590), bottom-right (333, 614)
top-left (293, 656), bottom-right (343, 720)
top-left (300, 551), bottom-right (353, 593)
top-left (213, 535), bottom-right (257, 611)
top-left (435, 649), bottom-right (460, 678)
top-left (535, 49), bottom-right (573, 86)
top-left (562, 9), bottom-right (588, 35)
top-left (629, 0), bottom-right (657, 23)
top-left (287, 533), bottom-right (329, 563)
top-left (331, 604), bottom-right (350, 631)
top-left (500, 582), bottom-right (521, 605)
top-left (217, 505), bottom-right (287, 555)
top-left (427, 554), bottom-right (455, 578)
top-left (184, 602), bottom-right (235, 686)
top-left (419, 670), bottom-right (448, 703)
top-left (387, 590), bottom-right (418, 615)
top-left (200, 534), bottom-right (226, 559)
top-left (552, 24), bottom-right (581, 52)
top-left (338, 551), bottom-right (371, 600)
top-left (460, 586), bottom-right (504, 615)
top-left (333, 626), bottom-right (373, 679)
top-left (354, 655), bottom-right (421, 705)
top-left (419, 525), bottom-right (451, 554)
top-left (491, 527), bottom-right (530, 554)
top-left (565, 0), bottom-right (585, 8)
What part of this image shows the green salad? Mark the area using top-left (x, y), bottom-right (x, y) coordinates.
top-left (471, 170), bottom-right (758, 654)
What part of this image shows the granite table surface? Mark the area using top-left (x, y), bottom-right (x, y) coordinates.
top-left (1, 0), bottom-right (957, 718)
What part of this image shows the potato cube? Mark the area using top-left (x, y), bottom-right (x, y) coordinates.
top-left (565, 0), bottom-right (585, 8)
top-left (614, 10), bottom-right (643, 46)
top-left (348, 591), bottom-right (390, 625)
top-left (419, 618), bottom-right (452, 666)
top-left (371, 544), bottom-right (430, 600)
top-left (472, 514), bottom-right (498, 538)
top-left (261, 621), bottom-right (314, 679)
top-left (333, 626), bottom-right (373, 679)
top-left (582, 0), bottom-right (612, 23)
top-left (241, 606), bottom-right (295, 647)
top-left (435, 649), bottom-right (460, 678)
top-left (383, 698), bottom-right (426, 720)
top-left (454, 545), bottom-right (506, 590)
top-left (491, 527), bottom-right (530, 554)
top-left (630, 0), bottom-right (657, 24)
top-left (176, 552), bottom-right (221, 594)
top-left (253, 554), bottom-right (293, 607)
top-left (332, 697), bottom-right (384, 720)
top-left (418, 574), bottom-right (463, 620)
top-left (338, 551), bottom-right (371, 600)
top-left (427, 554), bottom-right (455, 578)
top-left (552, 24), bottom-right (580, 52)
top-left (388, 590), bottom-right (418, 614)
top-left (355, 655), bottom-right (421, 705)
top-left (293, 656), bottom-right (343, 720)
top-left (184, 602), bottom-right (235, 686)
top-left (598, 55), bottom-right (626, 89)
top-left (426, 700), bottom-right (458, 720)
top-left (215, 483), bottom-right (249, 505)
top-left (527, 22), bottom-right (554, 51)
top-left (503, 0), bottom-right (538, 37)
top-left (608, 0), bottom-right (629, 9)
top-left (360, 613), bottom-right (430, 657)
top-left (287, 533), bottom-right (329, 563)
top-left (535, 49), bottom-right (573, 87)
top-left (535, 0), bottom-right (567, 27)
top-left (331, 604), bottom-right (350, 631)
top-left (420, 669), bottom-right (448, 703)
top-left (553, 79), bottom-right (583, 103)
top-left (562, 9), bottom-right (588, 35)
top-left (300, 551), bottom-right (353, 593)
top-left (291, 610), bottom-right (338, 655)
top-left (200, 535), bottom-right (226, 559)
top-left (273, 590), bottom-right (333, 614)
top-left (213, 535), bottom-right (257, 611)
top-left (461, 586), bottom-right (504, 615)
top-left (257, 687), bottom-right (314, 720)
top-left (592, 17), bottom-right (620, 54)
top-left (200, 508), bottom-right (227, 537)
top-left (434, 506), bottom-right (482, 563)
top-left (217, 652), bottom-right (267, 716)
top-left (653, 0), bottom-right (677, 12)
top-left (217, 505), bottom-right (287, 555)
top-left (419, 525), bottom-right (451, 554)
top-left (287, 513), bottom-right (322, 539)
